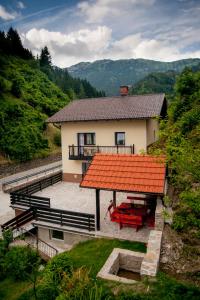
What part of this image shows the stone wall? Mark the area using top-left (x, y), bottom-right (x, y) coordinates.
top-left (119, 253), bottom-right (143, 273)
top-left (155, 196), bottom-right (164, 231)
top-left (97, 248), bottom-right (145, 283)
top-left (140, 230), bottom-right (162, 276)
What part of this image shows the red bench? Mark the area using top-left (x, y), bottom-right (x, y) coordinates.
top-left (108, 206), bottom-right (143, 231)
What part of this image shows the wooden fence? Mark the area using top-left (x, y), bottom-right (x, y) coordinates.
top-left (2, 206), bottom-right (95, 232)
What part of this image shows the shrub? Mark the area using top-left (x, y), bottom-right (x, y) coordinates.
top-left (57, 267), bottom-right (113, 300)
top-left (4, 246), bottom-right (40, 280)
top-left (44, 252), bottom-right (73, 286)
top-left (0, 76), bottom-right (12, 92)
top-left (0, 239), bottom-right (7, 280)
top-left (3, 228), bottom-right (13, 248)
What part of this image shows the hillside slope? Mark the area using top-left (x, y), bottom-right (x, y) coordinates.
top-left (68, 58), bottom-right (200, 95)
top-left (0, 55), bottom-right (70, 161)
top-left (130, 71), bottom-right (177, 95)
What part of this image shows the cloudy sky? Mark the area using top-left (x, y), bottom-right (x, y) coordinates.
top-left (0, 0), bottom-right (200, 67)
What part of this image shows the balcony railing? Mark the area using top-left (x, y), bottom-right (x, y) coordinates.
top-left (69, 145), bottom-right (134, 160)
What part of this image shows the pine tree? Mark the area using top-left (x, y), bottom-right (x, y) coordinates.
top-left (39, 46), bottom-right (52, 67)
top-left (6, 27), bottom-right (33, 59)
top-left (0, 31), bottom-right (8, 53)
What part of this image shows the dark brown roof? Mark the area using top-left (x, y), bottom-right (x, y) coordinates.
top-left (47, 93), bottom-right (165, 123)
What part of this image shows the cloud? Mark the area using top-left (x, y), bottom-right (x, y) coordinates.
top-left (77, 0), bottom-right (155, 23)
top-left (17, 2), bottom-right (25, 9)
top-left (0, 5), bottom-right (16, 20)
top-left (22, 26), bottom-right (200, 68)
top-left (22, 26), bottom-right (112, 67)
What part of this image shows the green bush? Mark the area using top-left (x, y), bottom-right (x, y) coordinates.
top-left (4, 246), bottom-right (40, 280)
top-left (44, 252), bottom-right (73, 285)
top-left (0, 239), bottom-right (7, 280)
top-left (3, 228), bottom-right (13, 248)
top-left (0, 76), bottom-right (12, 92)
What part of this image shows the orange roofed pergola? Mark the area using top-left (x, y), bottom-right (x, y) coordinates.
top-left (80, 153), bottom-right (166, 231)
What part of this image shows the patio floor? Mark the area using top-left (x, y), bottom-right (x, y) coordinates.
top-left (34, 182), bottom-right (151, 243)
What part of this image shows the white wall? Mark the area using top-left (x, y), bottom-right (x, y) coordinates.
top-left (146, 118), bottom-right (159, 146)
top-left (61, 119), bottom-right (148, 174)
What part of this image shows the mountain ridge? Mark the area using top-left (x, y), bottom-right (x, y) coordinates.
top-left (67, 58), bottom-right (200, 95)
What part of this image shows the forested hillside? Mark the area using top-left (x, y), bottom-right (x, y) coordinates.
top-left (0, 28), bottom-right (104, 162)
top-left (148, 67), bottom-right (200, 280)
top-left (68, 58), bottom-right (200, 95)
top-left (130, 71), bottom-right (177, 96)
top-left (164, 68), bottom-right (200, 237)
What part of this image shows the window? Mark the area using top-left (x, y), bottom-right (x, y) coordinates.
top-left (115, 132), bottom-right (125, 145)
top-left (85, 133), bottom-right (95, 145)
top-left (78, 133), bottom-right (95, 146)
top-left (51, 230), bottom-right (64, 240)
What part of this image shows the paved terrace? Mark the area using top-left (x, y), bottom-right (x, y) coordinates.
top-left (34, 182), bottom-right (151, 243)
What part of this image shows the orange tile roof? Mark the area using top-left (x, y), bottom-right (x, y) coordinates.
top-left (80, 154), bottom-right (166, 194)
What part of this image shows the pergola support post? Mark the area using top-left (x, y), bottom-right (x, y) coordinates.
top-left (96, 189), bottom-right (100, 231)
top-left (113, 191), bottom-right (116, 207)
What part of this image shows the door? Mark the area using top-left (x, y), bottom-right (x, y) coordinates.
top-left (78, 133), bottom-right (84, 156)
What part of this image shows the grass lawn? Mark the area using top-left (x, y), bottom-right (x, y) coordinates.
top-left (67, 238), bottom-right (146, 278)
top-left (0, 277), bottom-right (32, 300)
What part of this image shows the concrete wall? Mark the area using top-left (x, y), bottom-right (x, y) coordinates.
top-left (146, 118), bottom-right (159, 146)
top-left (61, 119), bottom-right (152, 176)
top-left (38, 226), bottom-right (92, 249)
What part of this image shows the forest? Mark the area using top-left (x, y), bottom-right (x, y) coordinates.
top-left (0, 28), bottom-right (105, 162)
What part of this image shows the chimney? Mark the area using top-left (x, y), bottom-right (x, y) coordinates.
top-left (120, 85), bottom-right (129, 96)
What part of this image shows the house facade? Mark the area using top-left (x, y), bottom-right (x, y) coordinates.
top-left (2, 89), bottom-right (167, 258)
top-left (48, 90), bottom-right (167, 183)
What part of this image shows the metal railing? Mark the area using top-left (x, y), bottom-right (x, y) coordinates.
top-left (69, 145), bottom-right (134, 160)
top-left (2, 163), bottom-right (62, 192)
top-left (13, 227), bottom-right (58, 258)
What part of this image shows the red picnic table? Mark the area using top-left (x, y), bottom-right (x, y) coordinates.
top-left (108, 202), bottom-right (148, 231)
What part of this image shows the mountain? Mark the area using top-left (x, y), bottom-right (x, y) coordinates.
top-left (68, 58), bottom-right (200, 95)
top-left (130, 70), bottom-right (177, 95)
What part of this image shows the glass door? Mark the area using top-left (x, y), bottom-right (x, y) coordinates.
top-left (78, 133), bottom-right (85, 156)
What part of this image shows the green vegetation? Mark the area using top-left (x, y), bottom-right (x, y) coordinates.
top-left (152, 67), bottom-right (200, 239)
top-left (0, 277), bottom-right (31, 300)
top-left (0, 28), bottom-right (104, 162)
top-left (0, 55), bottom-right (66, 161)
top-left (67, 238), bottom-right (146, 277)
top-left (68, 58), bottom-right (200, 95)
top-left (0, 240), bottom-right (199, 300)
top-left (130, 71), bottom-right (177, 95)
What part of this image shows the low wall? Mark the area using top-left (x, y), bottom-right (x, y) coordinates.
top-left (155, 197), bottom-right (164, 231)
top-left (140, 230), bottom-right (162, 276)
top-left (97, 248), bottom-right (145, 284)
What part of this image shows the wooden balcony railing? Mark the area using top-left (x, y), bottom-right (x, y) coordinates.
top-left (69, 145), bottom-right (134, 160)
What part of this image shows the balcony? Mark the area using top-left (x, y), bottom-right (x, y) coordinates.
top-left (68, 145), bottom-right (134, 160)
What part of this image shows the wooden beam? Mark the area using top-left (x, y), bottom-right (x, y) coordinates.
top-left (96, 189), bottom-right (100, 231)
top-left (113, 191), bottom-right (116, 208)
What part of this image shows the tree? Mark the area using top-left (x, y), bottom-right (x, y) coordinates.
top-left (39, 46), bottom-right (52, 67)
top-left (7, 27), bottom-right (33, 59)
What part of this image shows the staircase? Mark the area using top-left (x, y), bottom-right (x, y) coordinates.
top-left (2, 208), bottom-right (36, 231)
top-left (2, 211), bottom-right (58, 260)
top-left (11, 228), bottom-right (58, 260)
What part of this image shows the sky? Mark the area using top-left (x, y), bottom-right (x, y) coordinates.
top-left (0, 0), bottom-right (200, 67)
